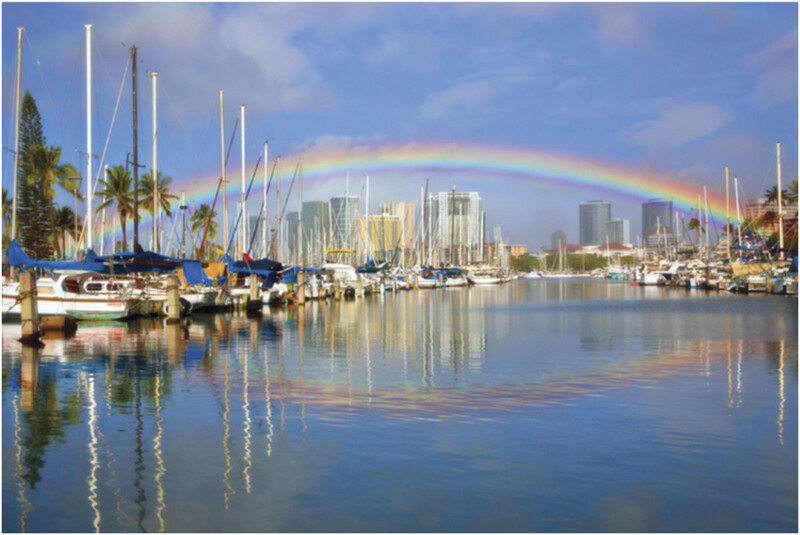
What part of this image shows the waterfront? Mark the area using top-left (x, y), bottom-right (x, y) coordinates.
top-left (2, 280), bottom-right (797, 532)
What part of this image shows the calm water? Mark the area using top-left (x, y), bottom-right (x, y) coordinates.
top-left (2, 280), bottom-right (797, 532)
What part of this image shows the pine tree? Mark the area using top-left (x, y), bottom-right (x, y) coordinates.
top-left (16, 92), bottom-right (53, 258)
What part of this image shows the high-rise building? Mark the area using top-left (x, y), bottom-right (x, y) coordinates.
top-left (551, 230), bottom-right (567, 250)
top-left (427, 190), bottom-right (484, 265)
top-left (330, 196), bottom-right (360, 250)
top-left (302, 201), bottom-right (331, 265)
top-left (379, 201), bottom-right (416, 265)
top-left (364, 213), bottom-right (402, 265)
top-left (642, 199), bottom-right (675, 247)
top-left (606, 218), bottom-right (630, 245)
top-left (579, 201), bottom-right (611, 246)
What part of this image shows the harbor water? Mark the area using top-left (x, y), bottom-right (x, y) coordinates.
top-left (2, 280), bottom-right (797, 532)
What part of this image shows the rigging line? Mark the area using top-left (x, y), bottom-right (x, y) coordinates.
top-left (247, 158), bottom-right (278, 255)
top-left (266, 160), bottom-right (300, 257)
top-left (198, 115), bottom-right (239, 257)
top-left (23, 29), bottom-right (59, 123)
top-left (72, 54), bottom-right (131, 256)
top-left (224, 154), bottom-right (263, 257)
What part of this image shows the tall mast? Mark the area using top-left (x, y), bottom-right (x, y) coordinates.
top-left (240, 104), bottom-right (246, 257)
top-left (219, 90), bottom-right (228, 251)
top-left (275, 156), bottom-right (281, 263)
top-left (297, 155), bottom-right (303, 266)
top-left (85, 24), bottom-right (93, 250)
top-left (734, 176), bottom-right (743, 248)
top-left (263, 141), bottom-right (268, 258)
top-left (725, 166), bottom-right (731, 262)
top-left (151, 72), bottom-right (159, 252)
top-left (10, 27), bottom-right (23, 241)
top-left (777, 142), bottom-right (784, 260)
top-left (131, 45), bottom-right (140, 248)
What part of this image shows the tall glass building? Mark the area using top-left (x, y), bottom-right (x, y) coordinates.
top-left (579, 201), bottom-right (611, 246)
top-left (642, 199), bottom-right (675, 247)
top-left (330, 196), bottom-right (360, 250)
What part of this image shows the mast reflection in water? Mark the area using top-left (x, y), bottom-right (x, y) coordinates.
top-left (2, 281), bottom-right (797, 532)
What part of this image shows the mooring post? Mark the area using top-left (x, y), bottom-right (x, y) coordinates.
top-left (166, 275), bottom-right (181, 323)
top-left (19, 271), bottom-right (42, 344)
top-left (246, 273), bottom-right (262, 314)
top-left (297, 270), bottom-right (306, 305)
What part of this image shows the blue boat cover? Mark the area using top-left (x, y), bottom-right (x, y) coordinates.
top-left (7, 239), bottom-right (110, 272)
top-left (182, 260), bottom-right (213, 286)
top-left (222, 254), bottom-right (283, 289)
top-left (86, 249), bottom-right (183, 273)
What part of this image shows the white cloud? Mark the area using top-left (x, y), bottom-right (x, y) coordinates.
top-left (747, 31), bottom-right (798, 108)
top-left (420, 80), bottom-right (503, 119)
top-left (594, 6), bottom-right (648, 56)
top-left (555, 75), bottom-right (590, 91)
top-left (626, 101), bottom-right (734, 150)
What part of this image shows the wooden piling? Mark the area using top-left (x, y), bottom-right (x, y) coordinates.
top-left (18, 271), bottom-right (43, 345)
top-left (246, 273), bottom-right (262, 314)
top-left (166, 275), bottom-right (182, 323)
top-left (297, 270), bottom-right (306, 305)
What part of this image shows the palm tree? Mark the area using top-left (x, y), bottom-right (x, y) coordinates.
top-left (687, 217), bottom-right (703, 245)
top-left (190, 203), bottom-right (217, 261)
top-left (21, 144), bottom-right (79, 258)
top-left (139, 170), bottom-right (178, 218)
top-left (2, 188), bottom-right (10, 229)
top-left (96, 165), bottom-right (134, 251)
top-left (53, 205), bottom-right (77, 259)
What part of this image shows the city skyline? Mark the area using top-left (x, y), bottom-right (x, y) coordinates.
top-left (2, 3), bottom-right (797, 251)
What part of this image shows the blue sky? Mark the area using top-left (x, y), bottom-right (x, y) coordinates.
top-left (2, 2), bottom-right (797, 250)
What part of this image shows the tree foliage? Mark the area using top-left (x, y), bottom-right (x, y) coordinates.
top-left (96, 165), bottom-right (134, 251)
top-left (16, 92), bottom-right (52, 258)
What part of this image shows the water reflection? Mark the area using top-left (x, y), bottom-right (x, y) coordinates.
top-left (2, 282), bottom-right (797, 532)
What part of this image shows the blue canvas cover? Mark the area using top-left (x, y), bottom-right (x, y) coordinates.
top-left (182, 260), bottom-right (213, 286)
top-left (222, 254), bottom-right (283, 289)
top-left (86, 249), bottom-right (183, 273)
top-left (7, 239), bottom-right (110, 272)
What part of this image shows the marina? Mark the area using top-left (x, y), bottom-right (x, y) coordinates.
top-left (1, 4), bottom-right (798, 532)
top-left (2, 279), bottom-right (797, 532)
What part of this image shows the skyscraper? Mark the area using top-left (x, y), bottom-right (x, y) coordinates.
top-left (579, 201), bottom-right (611, 246)
top-left (551, 230), bottom-right (567, 250)
top-left (429, 190), bottom-right (484, 265)
top-left (642, 199), bottom-right (675, 247)
top-left (330, 196), bottom-right (360, 250)
top-left (606, 218), bottom-right (630, 245)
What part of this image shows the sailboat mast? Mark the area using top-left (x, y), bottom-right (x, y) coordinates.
top-left (131, 45), bottom-right (140, 248)
top-left (11, 27), bottom-right (23, 242)
top-left (240, 105), bottom-right (246, 258)
top-left (86, 24), bottom-right (94, 250)
top-left (734, 176), bottom-right (743, 247)
top-left (297, 155), bottom-right (303, 266)
top-left (263, 141), bottom-right (268, 258)
top-left (151, 71), bottom-right (158, 252)
top-left (725, 166), bottom-right (731, 262)
top-left (777, 142), bottom-right (784, 260)
top-left (220, 90), bottom-right (227, 253)
top-left (275, 156), bottom-right (281, 263)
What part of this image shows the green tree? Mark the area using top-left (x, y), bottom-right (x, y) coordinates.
top-left (764, 185), bottom-right (789, 207)
top-left (21, 145), bottom-right (79, 259)
top-left (53, 205), bottom-right (78, 259)
top-left (687, 217), bottom-right (703, 245)
top-left (139, 170), bottom-right (178, 218)
top-left (15, 92), bottom-right (52, 258)
top-left (2, 188), bottom-right (10, 230)
top-left (190, 203), bottom-right (217, 260)
top-left (96, 165), bottom-right (134, 251)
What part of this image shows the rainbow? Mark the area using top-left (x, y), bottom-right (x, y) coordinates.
top-left (94, 141), bottom-right (730, 246)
